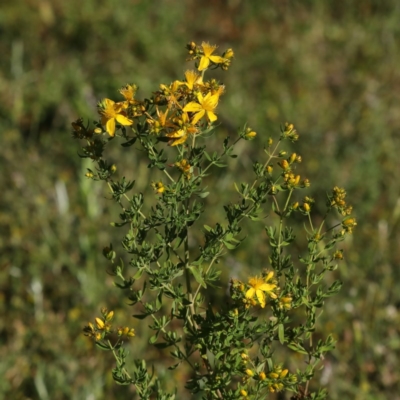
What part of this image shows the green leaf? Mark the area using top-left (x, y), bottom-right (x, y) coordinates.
top-left (132, 313), bottom-right (148, 320)
top-left (121, 137), bottom-right (137, 147)
top-left (288, 342), bottom-right (308, 355)
top-left (149, 335), bottom-right (158, 344)
top-left (95, 341), bottom-right (111, 351)
top-left (168, 362), bottom-right (181, 370)
top-left (197, 191), bottom-right (209, 198)
top-left (278, 323), bottom-right (285, 344)
top-left (188, 265), bottom-right (207, 289)
top-left (133, 268), bottom-right (144, 279)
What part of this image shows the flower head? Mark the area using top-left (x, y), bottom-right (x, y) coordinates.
top-left (245, 273), bottom-right (277, 308)
top-left (183, 91), bottom-right (219, 125)
top-left (166, 112), bottom-right (198, 146)
top-left (119, 84), bottom-right (138, 104)
top-left (98, 98), bottom-right (133, 137)
top-left (182, 70), bottom-right (203, 90)
top-left (198, 42), bottom-right (226, 71)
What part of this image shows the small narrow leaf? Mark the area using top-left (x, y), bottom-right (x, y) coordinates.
top-left (188, 265), bottom-right (207, 289)
top-left (278, 323), bottom-right (285, 344)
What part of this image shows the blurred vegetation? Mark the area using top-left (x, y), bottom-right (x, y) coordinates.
top-left (1, 0), bottom-right (400, 399)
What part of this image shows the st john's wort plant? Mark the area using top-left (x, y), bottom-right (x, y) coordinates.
top-left (73, 41), bottom-right (356, 399)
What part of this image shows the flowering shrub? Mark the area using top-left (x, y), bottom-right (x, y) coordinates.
top-left (73, 41), bottom-right (356, 399)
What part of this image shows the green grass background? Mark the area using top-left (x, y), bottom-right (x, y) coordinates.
top-left (1, 1), bottom-right (400, 398)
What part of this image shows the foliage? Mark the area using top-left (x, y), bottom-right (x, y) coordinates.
top-left (73, 42), bottom-right (356, 399)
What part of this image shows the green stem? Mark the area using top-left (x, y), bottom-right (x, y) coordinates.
top-left (183, 199), bottom-right (197, 328)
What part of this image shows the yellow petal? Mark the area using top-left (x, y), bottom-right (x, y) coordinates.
top-left (183, 102), bottom-right (203, 113)
top-left (265, 271), bottom-right (274, 281)
top-left (169, 133), bottom-right (188, 146)
top-left (166, 129), bottom-right (185, 139)
top-left (209, 55), bottom-right (225, 64)
top-left (245, 288), bottom-right (255, 299)
top-left (115, 114), bottom-right (133, 126)
top-left (198, 56), bottom-right (210, 71)
top-left (104, 98), bottom-right (115, 107)
top-left (259, 283), bottom-right (276, 292)
top-left (191, 110), bottom-right (205, 125)
top-left (256, 290), bottom-right (266, 308)
top-left (106, 118), bottom-right (116, 136)
top-left (201, 42), bottom-right (217, 56)
top-left (206, 110), bottom-right (218, 122)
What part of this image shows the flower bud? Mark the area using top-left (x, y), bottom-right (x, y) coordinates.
top-left (95, 317), bottom-right (105, 329)
top-left (279, 160), bottom-right (289, 170)
top-left (280, 369), bottom-right (289, 378)
top-left (127, 328), bottom-right (135, 337)
top-left (289, 153), bottom-right (297, 164)
top-left (105, 311), bottom-right (114, 321)
top-left (244, 128), bottom-right (257, 140)
top-left (333, 250), bottom-right (343, 260)
top-left (224, 48), bottom-right (234, 59)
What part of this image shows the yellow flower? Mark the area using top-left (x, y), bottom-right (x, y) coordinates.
top-left (119, 84), bottom-right (138, 104)
top-left (183, 92), bottom-right (219, 125)
top-left (160, 81), bottom-right (182, 109)
top-left (98, 98), bottom-right (133, 137)
top-left (166, 112), bottom-right (198, 146)
top-left (147, 107), bottom-right (174, 135)
top-left (182, 70), bottom-right (202, 90)
top-left (198, 42), bottom-right (226, 71)
top-left (245, 274), bottom-right (277, 308)
top-left (152, 181), bottom-right (165, 194)
top-left (175, 159), bottom-right (192, 178)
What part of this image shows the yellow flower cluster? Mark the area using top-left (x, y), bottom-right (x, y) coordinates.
top-left (329, 186), bottom-right (353, 216)
top-left (240, 360), bottom-right (297, 395)
top-left (281, 122), bottom-right (299, 141)
top-left (151, 181), bottom-right (165, 194)
top-left (175, 159), bottom-right (192, 179)
top-left (94, 42), bottom-right (232, 145)
top-left (278, 151), bottom-right (310, 190)
top-left (83, 309), bottom-right (135, 342)
top-left (328, 187), bottom-right (357, 234)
